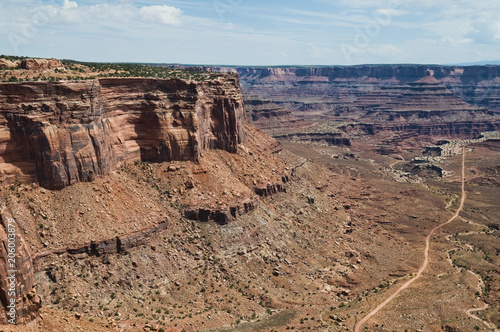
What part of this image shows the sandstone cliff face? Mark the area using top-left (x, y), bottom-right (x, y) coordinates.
top-left (0, 205), bottom-right (41, 324)
top-left (0, 76), bottom-right (246, 189)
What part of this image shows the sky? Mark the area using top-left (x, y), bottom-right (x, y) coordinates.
top-left (0, 0), bottom-right (499, 66)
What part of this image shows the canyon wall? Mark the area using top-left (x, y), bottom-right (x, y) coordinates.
top-left (233, 65), bottom-right (500, 83)
top-left (202, 65), bottom-right (500, 146)
top-left (0, 76), bottom-right (246, 189)
top-left (230, 65), bottom-right (500, 112)
top-left (244, 99), bottom-right (309, 135)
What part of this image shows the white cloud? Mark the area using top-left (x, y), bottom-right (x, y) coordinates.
top-left (375, 9), bottom-right (408, 17)
top-left (48, 1), bottom-right (183, 26)
top-left (62, 0), bottom-right (77, 10)
top-left (139, 5), bottom-right (182, 25)
top-left (418, 1), bottom-right (500, 46)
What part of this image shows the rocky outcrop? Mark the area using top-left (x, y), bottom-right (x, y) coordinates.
top-left (406, 163), bottom-right (443, 178)
top-left (274, 132), bottom-right (351, 146)
top-left (184, 197), bottom-right (260, 225)
top-left (254, 183), bottom-right (286, 197)
top-left (19, 59), bottom-right (64, 71)
top-left (0, 59), bottom-right (17, 69)
top-left (33, 218), bottom-right (169, 269)
top-left (423, 146), bottom-right (443, 157)
top-left (184, 174), bottom-right (291, 224)
top-left (254, 175), bottom-right (290, 197)
top-left (0, 76), bottom-right (246, 189)
top-left (0, 205), bottom-right (41, 324)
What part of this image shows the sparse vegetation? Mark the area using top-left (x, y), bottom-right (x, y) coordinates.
top-left (0, 55), bottom-right (227, 82)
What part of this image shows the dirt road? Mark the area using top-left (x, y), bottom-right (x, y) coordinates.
top-left (354, 147), bottom-right (466, 332)
top-left (389, 154), bottom-right (405, 170)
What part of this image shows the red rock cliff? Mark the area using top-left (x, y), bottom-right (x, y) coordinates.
top-left (0, 76), bottom-right (246, 189)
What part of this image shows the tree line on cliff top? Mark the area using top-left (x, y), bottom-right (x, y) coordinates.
top-left (0, 56), bottom-right (222, 83)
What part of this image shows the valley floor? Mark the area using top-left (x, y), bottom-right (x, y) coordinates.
top-left (1, 128), bottom-right (498, 332)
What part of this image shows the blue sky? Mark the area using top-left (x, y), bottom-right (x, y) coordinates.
top-left (0, 0), bottom-right (499, 65)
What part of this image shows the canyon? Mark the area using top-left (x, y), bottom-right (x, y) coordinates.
top-left (0, 65), bottom-right (290, 327)
top-left (0, 59), bottom-right (499, 331)
top-left (208, 65), bottom-right (500, 151)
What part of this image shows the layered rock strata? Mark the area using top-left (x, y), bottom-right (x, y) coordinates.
top-left (349, 76), bottom-right (481, 112)
top-left (179, 65), bottom-right (500, 148)
top-left (221, 66), bottom-right (500, 147)
top-left (205, 64), bottom-right (500, 112)
top-left (184, 197), bottom-right (260, 225)
top-left (254, 174), bottom-right (290, 197)
top-left (274, 133), bottom-right (351, 147)
top-left (244, 99), bottom-right (308, 135)
top-left (0, 77), bottom-right (246, 189)
top-left (33, 218), bottom-right (169, 269)
top-left (184, 174), bottom-right (291, 223)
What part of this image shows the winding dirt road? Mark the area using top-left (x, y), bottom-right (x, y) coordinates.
top-left (389, 154), bottom-right (405, 170)
top-left (354, 147), bottom-right (466, 332)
